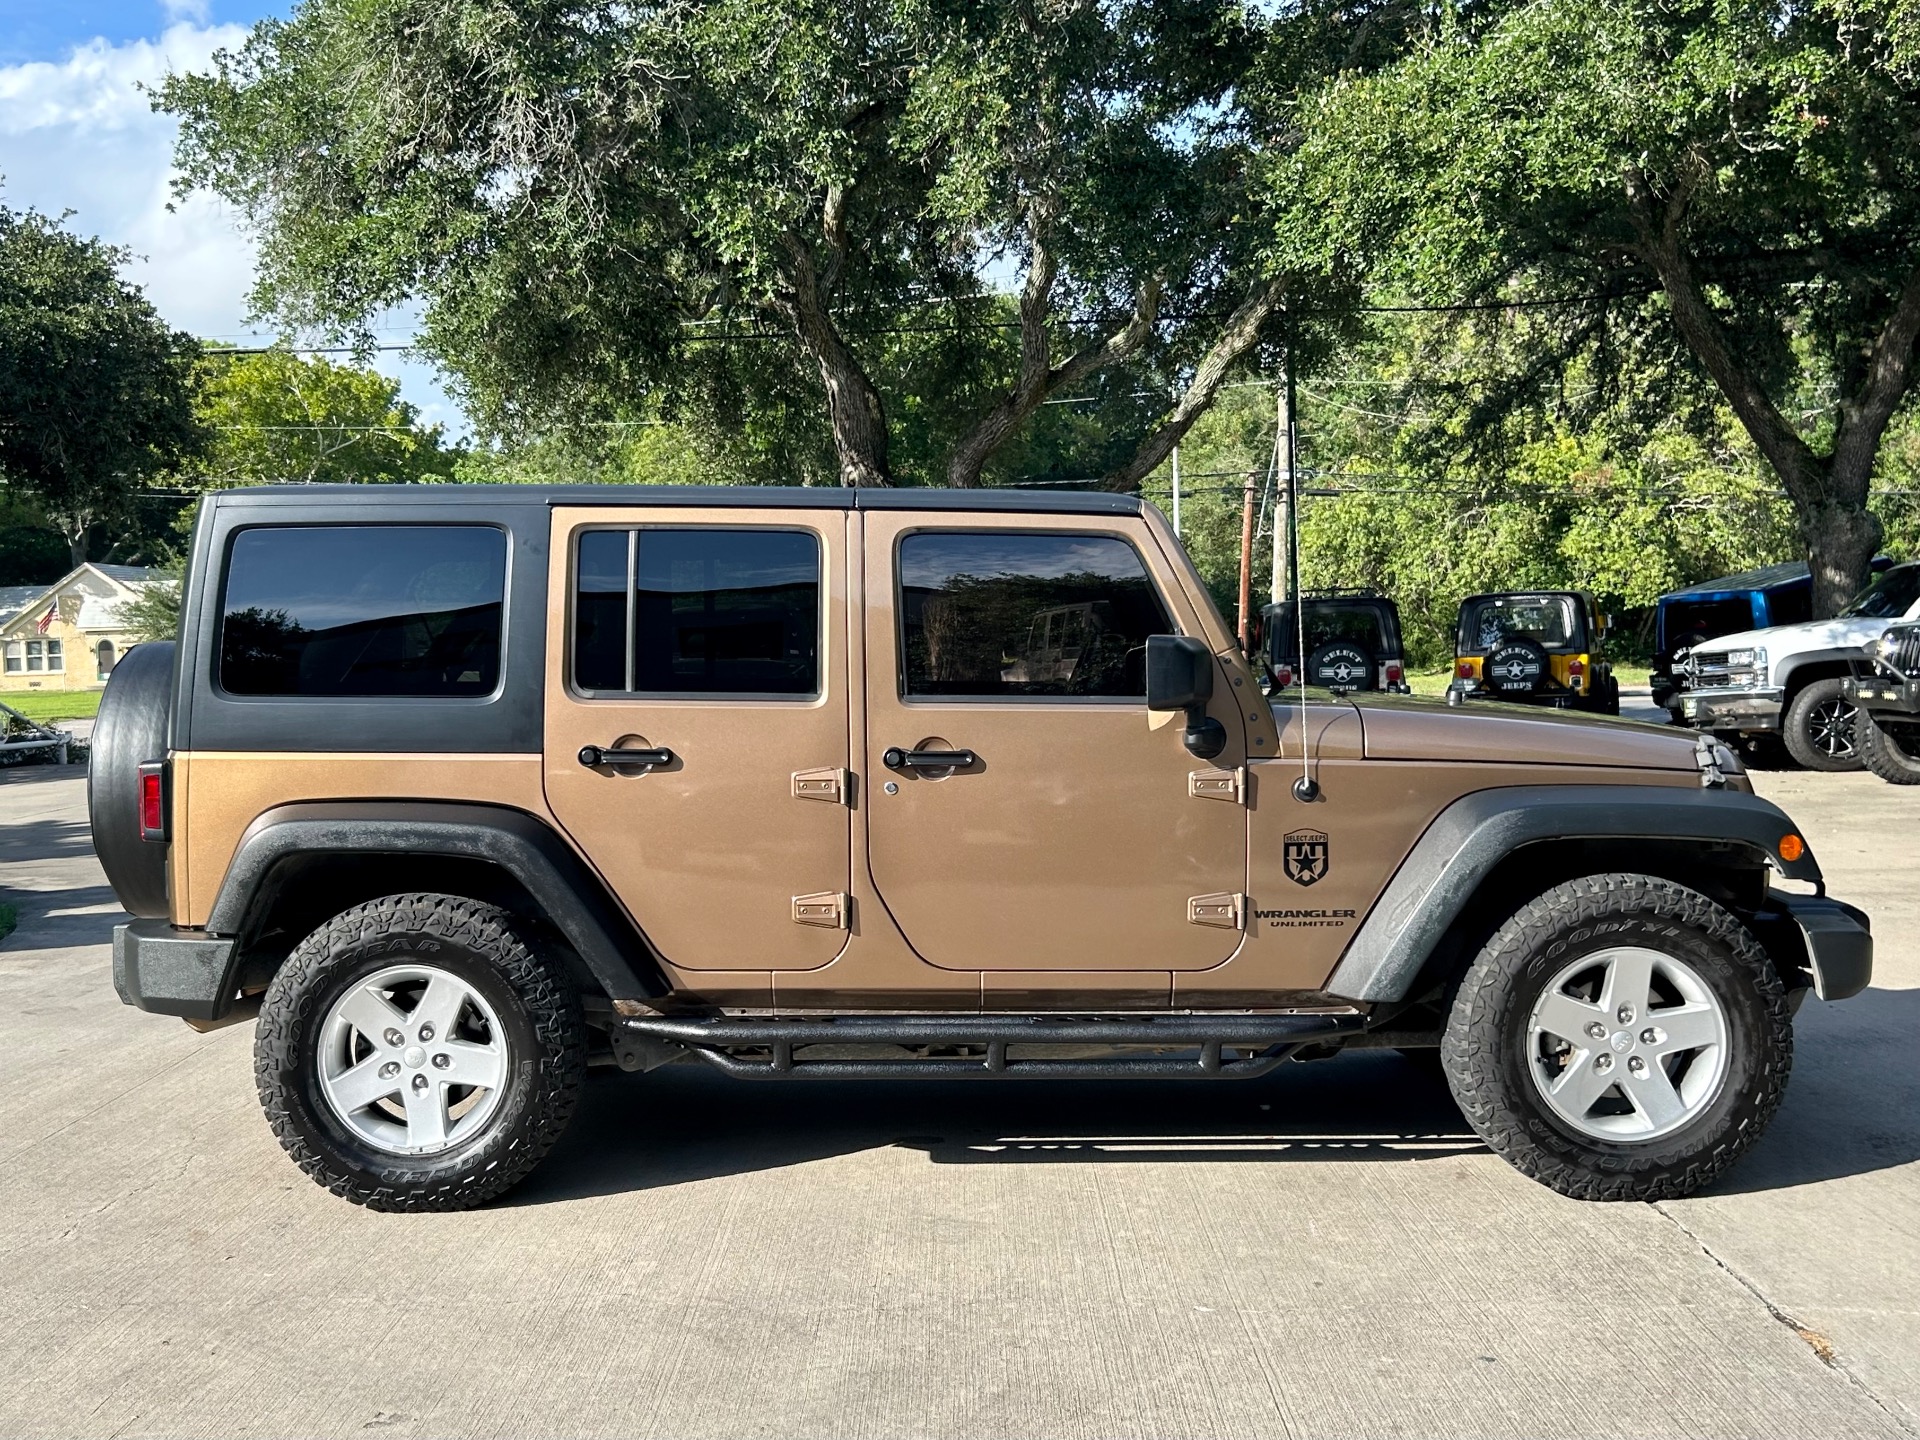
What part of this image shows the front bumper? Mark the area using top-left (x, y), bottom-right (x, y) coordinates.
top-left (1845, 674), bottom-right (1920, 718)
top-left (112, 920), bottom-right (238, 1021)
top-left (1678, 686), bottom-right (1784, 732)
top-left (1759, 891), bottom-right (1874, 1003)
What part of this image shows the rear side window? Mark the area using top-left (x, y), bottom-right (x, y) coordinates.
top-left (898, 531), bottom-right (1173, 698)
top-left (574, 528), bottom-right (820, 696)
top-left (1664, 597), bottom-right (1756, 648)
top-left (219, 526), bottom-right (507, 697)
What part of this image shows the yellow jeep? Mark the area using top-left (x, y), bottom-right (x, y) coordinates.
top-left (1450, 590), bottom-right (1619, 714)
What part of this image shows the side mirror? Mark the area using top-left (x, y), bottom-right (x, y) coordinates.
top-left (1145, 635), bottom-right (1226, 760)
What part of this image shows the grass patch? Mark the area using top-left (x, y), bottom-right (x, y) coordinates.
top-left (1406, 664), bottom-right (1652, 698)
top-left (1, 689), bottom-right (103, 725)
top-left (0, 903), bottom-right (15, 944)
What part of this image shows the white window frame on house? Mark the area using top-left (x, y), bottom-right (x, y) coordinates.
top-left (24, 638), bottom-right (62, 673)
top-left (3, 640), bottom-right (20, 674)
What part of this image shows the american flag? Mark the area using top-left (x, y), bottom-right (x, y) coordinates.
top-left (35, 602), bottom-right (55, 635)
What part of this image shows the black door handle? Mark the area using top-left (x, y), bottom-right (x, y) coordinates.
top-left (579, 744), bottom-right (674, 770)
top-left (882, 746), bottom-right (976, 770)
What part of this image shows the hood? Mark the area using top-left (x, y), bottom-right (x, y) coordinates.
top-left (1695, 617), bottom-right (1893, 656)
top-left (1351, 693), bottom-right (1700, 770)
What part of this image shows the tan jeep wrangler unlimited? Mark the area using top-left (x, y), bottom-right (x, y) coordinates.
top-left (90, 486), bottom-right (1873, 1210)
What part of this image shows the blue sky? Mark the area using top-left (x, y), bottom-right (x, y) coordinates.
top-left (0, 0), bottom-right (463, 433)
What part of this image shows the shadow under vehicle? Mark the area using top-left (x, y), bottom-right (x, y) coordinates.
top-left (1448, 590), bottom-right (1619, 714)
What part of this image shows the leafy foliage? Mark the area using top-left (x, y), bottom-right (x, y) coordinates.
top-left (0, 204), bottom-right (204, 565)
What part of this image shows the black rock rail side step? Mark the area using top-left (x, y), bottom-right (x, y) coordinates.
top-left (617, 1012), bottom-right (1367, 1080)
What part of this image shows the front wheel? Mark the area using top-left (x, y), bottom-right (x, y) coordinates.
top-left (1860, 712), bottom-right (1920, 785)
top-left (1441, 874), bottom-right (1791, 1201)
top-left (255, 893), bottom-right (586, 1211)
top-left (1782, 678), bottom-right (1863, 771)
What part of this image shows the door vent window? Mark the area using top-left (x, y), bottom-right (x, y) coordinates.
top-left (218, 525), bottom-right (507, 697)
top-left (574, 528), bottom-right (819, 696)
top-left (898, 532), bottom-right (1173, 698)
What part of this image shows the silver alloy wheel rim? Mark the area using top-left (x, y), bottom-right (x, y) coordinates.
top-left (317, 963), bottom-right (510, 1156)
top-left (1525, 946), bottom-right (1729, 1143)
top-left (1809, 698), bottom-right (1858, 758)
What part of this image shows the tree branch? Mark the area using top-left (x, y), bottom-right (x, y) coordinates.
top-left (773, 226), bottom-right (891, 486)
top-left (1622, 166), bottom-right (1824, 506)
top-left (1100, 278), bottom-right (1287, 493)
top-left (1829, 259), bottom-right (1920, 503)
top-left (946, 195), bottom-right (1163, 487)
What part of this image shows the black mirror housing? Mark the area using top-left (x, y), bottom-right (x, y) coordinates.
top-left (1146, 635), bottom-right (1213, 712)
top-left (1146, 635), bottom-right (1226, 760)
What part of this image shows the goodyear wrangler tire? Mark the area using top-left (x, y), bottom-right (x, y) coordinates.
top-left (255, 893), bottom-right (585, 1211)
top-left (1441, 874), bottom-right (1791, 1201)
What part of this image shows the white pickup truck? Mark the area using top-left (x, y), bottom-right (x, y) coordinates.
top-left (1675, 560), bottom-right (1920, 769)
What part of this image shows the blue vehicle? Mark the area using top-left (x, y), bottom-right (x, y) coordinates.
top-left (1651, 559), bottom-right (1892, 715)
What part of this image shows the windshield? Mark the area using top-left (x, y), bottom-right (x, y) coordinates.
top-left (1842, 565), bottom-right (1920, 620)
top-left (1458, 595), bottom-right (1579, 652)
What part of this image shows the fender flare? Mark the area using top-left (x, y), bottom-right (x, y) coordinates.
top-left (207, 801), bottom-right (668, 1001)
top-left (1324, 785), bottom-right (1821, 1003)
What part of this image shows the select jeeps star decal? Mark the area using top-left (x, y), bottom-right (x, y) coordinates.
top-left (1283, 829), bottom-right (1330, 887)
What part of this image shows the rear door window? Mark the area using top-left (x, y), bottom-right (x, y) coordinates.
top-left (218, 525), bottom-right (507, 697)
top-left (573, 528), bottom-right (820, 696)
top-left (897, 532), bottom-right (1173, 698)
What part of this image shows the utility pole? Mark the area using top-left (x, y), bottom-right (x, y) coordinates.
top-left (1170, 444), bottom-right (1182, 536)
top-left (1236, 468), bottom-right (1257, 652)
top-left (1270, 369), bottom-right (1293, 605)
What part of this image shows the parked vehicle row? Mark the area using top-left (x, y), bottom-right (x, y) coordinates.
top-left (1668, 560), bottom-right (1920, 779)
top-left (1260, 587), bottom-right (1619, 713)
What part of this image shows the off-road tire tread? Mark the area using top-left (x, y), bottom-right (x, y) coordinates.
top-left (1859, 712), bottom-right (1920, 785)
top-left (1782, 677), bottom-right (1863, 772)
top-left (255, 893), bottom-right (585, 1212)
top-left (1442, 874), bottom-right (1791, 1201)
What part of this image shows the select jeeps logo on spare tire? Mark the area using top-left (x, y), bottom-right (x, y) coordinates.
top-left (1283, 829), bottom-right (1330, 886)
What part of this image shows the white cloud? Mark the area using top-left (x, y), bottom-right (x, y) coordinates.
top-left (0, 22), bottom-right (466, 436)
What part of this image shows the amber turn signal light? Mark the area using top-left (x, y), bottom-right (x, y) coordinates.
top-left (1778, 834), bottom-right (1805, 863)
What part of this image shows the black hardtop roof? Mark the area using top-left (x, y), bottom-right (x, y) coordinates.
top-left (1457, 589), bottom-right (1593, 607)
top-left (206, 483), bottom-right (1146, 517)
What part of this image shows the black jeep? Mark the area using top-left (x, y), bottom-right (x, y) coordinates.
top-left (1261, 590), bottom-right (1410, 693)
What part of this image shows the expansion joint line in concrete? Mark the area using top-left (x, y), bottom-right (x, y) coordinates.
top-left (1649, 1200), bottom-right (1918, 1439)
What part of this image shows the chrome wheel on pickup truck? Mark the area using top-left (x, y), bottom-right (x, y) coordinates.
top-left (1443, 873), bottom-right (1791, 1201)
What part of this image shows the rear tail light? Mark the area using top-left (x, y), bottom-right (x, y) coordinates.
top-left (1385, 661), bottom-right (1404, 686)
top-left (1274, 664), bottom-right (1294, 690)
top-left (138, 761), bottom-right (167, 842)
top-left (1456, 661), bottom-right (1475, 679)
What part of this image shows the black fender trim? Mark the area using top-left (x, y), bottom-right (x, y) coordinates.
top-left (206, 801), bottom-right (667, 1002)
top-left (1324, 785), bottom-right (1821, 1003)
top-left (1760, 891), bottom-right (1873, 1002)
top-left (113, 918), bottom-right (237, 1020)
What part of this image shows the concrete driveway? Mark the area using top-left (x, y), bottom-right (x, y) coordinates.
top-left (2, 762), bottom-right (1916, 1439)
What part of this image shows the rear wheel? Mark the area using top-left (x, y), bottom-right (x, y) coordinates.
top-left (1441, 874), bottom-right (1791, 1201)
top-left (1782, 678), bottom-right (1863, 771)
top-left (255, 893), bottom-right (586, 1211)
top-left (1860, 712), bottom-right (1920, 785)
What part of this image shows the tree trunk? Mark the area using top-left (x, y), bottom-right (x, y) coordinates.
top-left (64, 517), bottom-right (89, 570)
top-left (776, 204), bottom-right (892, 487)
top-left (1625, 170), bottom-right (1916, 616)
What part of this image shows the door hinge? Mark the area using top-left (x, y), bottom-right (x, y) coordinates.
top-left (1188, 893), bottom-right (1247, 929)
top-left (792, 892), bottom-right (850, 929)
top-left (792, 767), bottom-right (850, 805)
top-left (1189, 767), bottom-right (1246, 803)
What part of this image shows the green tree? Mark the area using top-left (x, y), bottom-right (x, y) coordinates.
top-left (0, 204), bottom-right (203, 566)
top-left (1276, 0), bottom-right (1920, 614)
top-left (160, 1), bottom-right (1364, 491)
top-left (189, 349), bottom-right (457, 487)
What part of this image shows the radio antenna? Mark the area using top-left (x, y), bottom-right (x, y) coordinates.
top-left (1282, 350), bottom-right (1319, 804)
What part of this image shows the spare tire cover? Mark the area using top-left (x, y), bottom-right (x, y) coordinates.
top-left (87, 640), bottom-right (175, 919)
top-left (1308, 642), bottom-right (1375, 691)
top-left (1484, 638), bottom-right (1549, 694)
